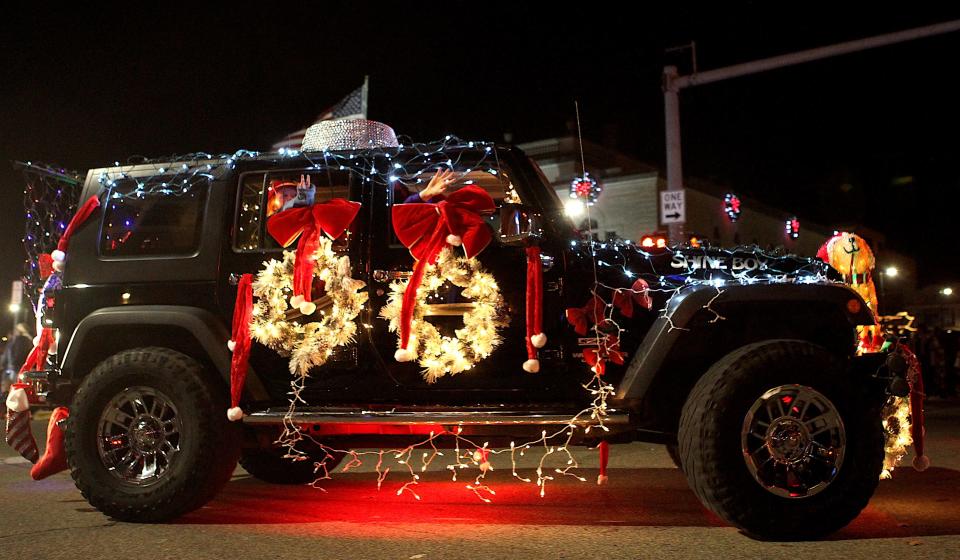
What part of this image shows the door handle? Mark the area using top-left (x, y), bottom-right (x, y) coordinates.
top-left (373, 270), bottom-right (412, 283)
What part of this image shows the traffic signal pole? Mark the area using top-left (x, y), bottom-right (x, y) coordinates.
top-left (662, 19), bottom-right (960, 245)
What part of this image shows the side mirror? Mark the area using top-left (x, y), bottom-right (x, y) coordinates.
top-left (498, 203), bottom-right (543, 246)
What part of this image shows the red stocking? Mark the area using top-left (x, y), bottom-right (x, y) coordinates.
top-left (31, 407), bottom-right (70, 480)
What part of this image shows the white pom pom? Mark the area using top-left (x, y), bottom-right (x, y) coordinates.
top-left (530, 333), bottom-right (547, 348)
top-left (51, 249), bottom-right (65, 263)
top-left (299, 301), bottom-right (316, 315)
top-left (290, 294), bottom-right (305, 309)
top-left (597, 474), bottom-right (609, 485)
top-left (5, 387), bottom-right (30, 413)
top-left (226, 407), bottom-right (244, 422)
top-left (395, 348), bottom-right (416, 362)
top-left (227, 340), bottom-right (236, 352)
top-left (523, 359), bottom-right (540, 373)
top-left (913, 454), bottom-right (930, 472)
top-left (446, 234), bottom-right (462, 246)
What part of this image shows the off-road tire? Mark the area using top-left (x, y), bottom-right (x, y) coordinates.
top-left (678, 340), bottom-right (885, 540)
top-left (665, 444), bottom-right (682, 470)
top-left (240, 448), bottom-right (345, 485)
top-left (66, 347), bottom-right (241, 522)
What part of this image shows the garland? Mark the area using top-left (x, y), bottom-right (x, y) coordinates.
top-left (380, 248), bottom-right (507, 383)
top-left (250, 237), bottom-right (367, 376)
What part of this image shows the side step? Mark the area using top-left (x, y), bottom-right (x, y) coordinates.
top-left (243, 407), bottom-right (630, 427)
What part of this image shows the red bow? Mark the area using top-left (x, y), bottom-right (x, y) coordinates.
top-left (392, 185), bottom-right (496, 262)
top-left (565, 295), bottom-right (607, 336)
top-left (266, 199), bottom-right (361, 303)
top-left (391, 186), bottom-right (495, 356)
top-left (611, 278), bottom-right (653, 319)
top-left (582, 335), bottom-right (624, 376)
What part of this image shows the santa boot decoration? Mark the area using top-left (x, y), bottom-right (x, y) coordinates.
top-left (5, 383), bottom-right (39, 464)
top-left (31, 407), bottom-right (70, 480)
top-left (597, 440), bottom-right (610, 485)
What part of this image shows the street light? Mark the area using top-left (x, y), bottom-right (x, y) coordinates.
top-left (884, 266), bottom-right (899, 278)
top-left (942, 287), bottom-right (954, 296)
top-left (8, 303), bottom-right (20, 314)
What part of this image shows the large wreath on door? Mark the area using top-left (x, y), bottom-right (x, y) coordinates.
top-left (249, 199), bottom-right (367, 376)
top-left (380, 247), bottom-right (506, 383)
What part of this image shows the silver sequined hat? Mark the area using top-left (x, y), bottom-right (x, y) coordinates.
top-left (301, 119), bottom-right (399, 152)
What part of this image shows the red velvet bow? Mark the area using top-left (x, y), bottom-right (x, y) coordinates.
top-left (266, 199), bottom-right (361, 303)
top-left (391, 186), bottom-right (496, 356)
top-left (392, 185), bottom-right (496, 262)
top-left (565, 295), bottom-right (607, 336)
top-left (611, 278), bottom-right (653, 319)
top-left (582, 336), bottom-right (624, 376)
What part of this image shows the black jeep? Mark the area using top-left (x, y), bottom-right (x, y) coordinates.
top-left (38, 139), bottom-right (892, 539)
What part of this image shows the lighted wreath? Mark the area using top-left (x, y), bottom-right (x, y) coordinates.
top-left (250, 236), bottom-right (367, 376)
top-left (380, 248), bottom-right (507, 383)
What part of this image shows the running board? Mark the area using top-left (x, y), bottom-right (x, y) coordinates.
top-left (242, 408), bottom-right (630, 427)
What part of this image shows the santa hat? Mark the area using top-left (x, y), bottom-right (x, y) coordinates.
top-left (226, 274), bottom-right (253, 421)
top-left (51, 195), bottom-right (101, 271)
top-left (523, 246), bottom-right (546, 372)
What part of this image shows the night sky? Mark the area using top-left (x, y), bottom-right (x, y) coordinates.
top-left (2, 4), bottom-right (959, 327)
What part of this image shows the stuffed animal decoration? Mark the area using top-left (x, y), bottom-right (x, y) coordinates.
top-left (817, 232), bottom-right (880, 351)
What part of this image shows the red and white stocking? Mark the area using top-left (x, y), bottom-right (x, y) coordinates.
top-left (5, 384), bottom-right (39, 464)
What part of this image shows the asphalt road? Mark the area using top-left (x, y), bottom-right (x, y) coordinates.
top-left (2, 401), bottom-right (959, 560)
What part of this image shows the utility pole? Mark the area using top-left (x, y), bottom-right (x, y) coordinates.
top-left (662, 19), bottom-right (960, 244)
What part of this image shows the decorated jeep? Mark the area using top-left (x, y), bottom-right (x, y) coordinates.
top-left (6, 120), bottom-right (923, 539)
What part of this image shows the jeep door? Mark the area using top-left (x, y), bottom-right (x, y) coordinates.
top-left (365, 148), bottom-right (579, 404)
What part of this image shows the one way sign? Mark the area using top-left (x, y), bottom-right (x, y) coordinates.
top-left (660, 189), bottom-right (686, 225)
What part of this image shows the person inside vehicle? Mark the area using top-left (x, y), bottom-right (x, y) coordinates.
top-left (402, 169), bottom-right (456, 203)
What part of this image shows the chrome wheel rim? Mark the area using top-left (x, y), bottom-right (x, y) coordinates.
top-left (96, 386), bottom-right (182, 486)
top-left (741, 384), bottom-right (845, 499)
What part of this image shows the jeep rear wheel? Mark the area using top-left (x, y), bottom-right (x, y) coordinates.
top-left (66, 347), bottom-right (240, 522)
top-left (678, 340), bottom-right (884, 540)
top-left (240, 447), bottom-right (345, 485)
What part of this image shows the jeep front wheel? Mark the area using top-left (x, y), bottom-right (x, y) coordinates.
top-left (66, 347), bottom-right (240, 522)
top-left (678, 340), bottom-right (885, 540)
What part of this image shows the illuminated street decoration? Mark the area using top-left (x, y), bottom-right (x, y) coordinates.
top-left (724, 193), bottom-right (742, 222)
top-left (786, 216), bottom-right (800, 239)
top-left (569, 174), bottom-right (602, 206)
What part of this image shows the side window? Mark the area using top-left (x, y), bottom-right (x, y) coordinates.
top-left (388, 161), bottom-right (520, 246)
top-left (391, 168), bottom-right (521, 206)
top-left (234, 170), bottom-right (353, 251)
top-left (100, 179), bottom-right (208, 257)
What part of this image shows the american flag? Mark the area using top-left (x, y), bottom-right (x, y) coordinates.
top-left (271, 78), bottom-right (368, 151)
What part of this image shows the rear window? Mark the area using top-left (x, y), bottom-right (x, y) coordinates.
top-left (99, 178), bottom-right (208, 257)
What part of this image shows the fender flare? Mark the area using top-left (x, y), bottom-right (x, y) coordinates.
top-left (60, 305), bottom-right (269, 400)
top-left (615, 283), bottom-right (874, 404)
